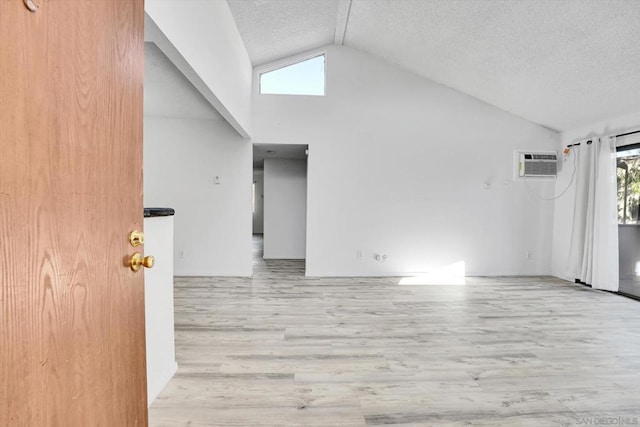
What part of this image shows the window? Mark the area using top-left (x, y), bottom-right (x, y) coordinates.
top-left (259, 55), bottom-right (325, 96)
top-left (617, 146), bottom-right (640, 224)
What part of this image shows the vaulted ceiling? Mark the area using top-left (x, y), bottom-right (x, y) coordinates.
top-left (227, 0), bottom-right (640, 132)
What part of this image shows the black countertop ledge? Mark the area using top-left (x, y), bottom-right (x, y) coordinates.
top-left (144, 207), bottom-right (175, 217)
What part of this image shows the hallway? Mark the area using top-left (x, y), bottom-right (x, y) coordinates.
top-left (149, 236), bottom-right (640, 426)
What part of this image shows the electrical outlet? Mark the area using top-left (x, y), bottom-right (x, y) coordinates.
top-left (374, 254), bottom-right (388, 263)
top-left (526, 251), bottom-right (533, 260)
top-left (357, 250), bottom-right (362, 260)
top-left (179, 250), bottom-right (185, 259)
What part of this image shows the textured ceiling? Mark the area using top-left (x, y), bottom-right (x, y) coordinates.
top-left (227, 0), bottom-right (341, 66)
top-left (144, 42), bottom-right (222, 120)
top-left (345, 0), bottom-right (640, 131)
top-left (227, 0), bottom-right (640, 131)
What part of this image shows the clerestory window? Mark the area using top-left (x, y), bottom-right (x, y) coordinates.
top-left (259, 55), bottom-right (325, 96)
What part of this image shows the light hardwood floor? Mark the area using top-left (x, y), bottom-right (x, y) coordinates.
top-left (149, 237), bottom-right (640, 426)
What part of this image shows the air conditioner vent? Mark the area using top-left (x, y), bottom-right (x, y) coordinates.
top-left (518, 152), bottom-right (557, 177)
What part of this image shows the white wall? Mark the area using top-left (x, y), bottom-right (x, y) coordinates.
top-left (263, 159), bottom-right (307, 259)
top-left (143, 216), bottom-right (177, 405)
top-left (253, 45), bottom-right (559, 276)
top-left (144, 1), bottom-right (252, 137)
top-left (144, 117), bottom-right (252, 276)
top-left (551, 110), bottom-right (640, 280)
top-left (253, 170), bottom-right (264, 234)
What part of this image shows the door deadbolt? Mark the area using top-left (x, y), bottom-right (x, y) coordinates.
top-left (130, 230), bottom-right (145, 247)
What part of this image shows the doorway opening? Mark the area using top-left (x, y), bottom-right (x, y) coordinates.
top-left (252, 143), bottom-right (308, 270)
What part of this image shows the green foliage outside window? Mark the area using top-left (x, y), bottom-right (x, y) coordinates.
top-left (617, 155), bottom-right (640, 224)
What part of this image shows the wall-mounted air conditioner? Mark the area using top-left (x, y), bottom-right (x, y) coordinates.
top-left (518, 152), bottom-right (557, 177)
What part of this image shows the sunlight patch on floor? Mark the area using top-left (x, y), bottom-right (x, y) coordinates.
top-left (398, 261), bottom-right (466, 285)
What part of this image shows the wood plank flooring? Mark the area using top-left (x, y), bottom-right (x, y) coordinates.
top-left (149, 237), bottom-right (640, 426)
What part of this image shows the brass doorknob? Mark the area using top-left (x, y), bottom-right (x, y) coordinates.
top-left (130, 252), bottom-right (154, 272)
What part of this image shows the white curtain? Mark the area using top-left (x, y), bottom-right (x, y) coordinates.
top-left (567, 137), bottom-right (619, 291)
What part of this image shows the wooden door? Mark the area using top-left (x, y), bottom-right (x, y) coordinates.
top-left (0, 0), bottom-right (147, 425)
